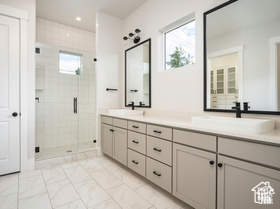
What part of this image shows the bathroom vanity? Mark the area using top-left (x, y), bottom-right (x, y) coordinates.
top-left (101, 114), bottom-right (280, 209)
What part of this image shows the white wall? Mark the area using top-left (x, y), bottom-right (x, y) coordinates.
top-left (122, 0), bottom-right (227, 113)
top-left (96, 12), bottom-right (123, 151)
top-left (0, 0), bottom-right (36, 170)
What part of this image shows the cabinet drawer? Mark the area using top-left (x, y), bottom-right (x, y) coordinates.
top-left (113, 118), bottom-right (127, 129)
top-left (147, 136), bottom-right (172, 166)
top-left (173, 129), bottom-right (216, 152)
top-left (147, 124), bottom-right (172, 141)
top-left (128, 131), bottom-right (146, 154)
top-left (127, 149), bottom-right (146, 177)
top-left (128, 121), bottom-right (146, 134)
top-left (146, 157), bottom-right (172, 193)
top-left (102, 116), bottom-right (112, 125)
top-left (219, 137), bottom-right (280, 169)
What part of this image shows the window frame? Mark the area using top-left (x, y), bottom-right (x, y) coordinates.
top-left (164, 19), bottom-right (195, 71)
top-left (59, 50), bottom-right (83, 75)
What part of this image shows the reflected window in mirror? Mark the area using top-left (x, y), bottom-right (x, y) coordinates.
top-left (125, 39), bottom-right (151, 108)
top-left (204, 0), bottom-right (280, 114)
top-left (165, 20), bottom-right (195, 70)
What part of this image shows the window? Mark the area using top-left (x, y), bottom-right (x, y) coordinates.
top-left (59, 51), bottom-right (82, 75)
top-left (165, 20), bottom-right (195, 70)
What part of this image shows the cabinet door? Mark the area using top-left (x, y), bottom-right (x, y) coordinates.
top-left (101, 123), bottom-right (113, 157)
top-left (226, 66), bottom-right (237, 95)
top-left (113, 127), bottom-right (127, 166)
top-left (216, 68), bottom-right (225, 95)
top-left (217, 156), bottom-right (280, 209)
top-left (210, 70), bottom-right (214, 95)
top-left (173, 143), bottom-right (216, 209)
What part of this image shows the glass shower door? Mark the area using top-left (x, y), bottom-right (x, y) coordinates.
top-left (77, 50), bottom-right (96, 152)
top-left (35, 43), bottom-right (79, 159)
top-left (35, 42), bottom-right (96, 159)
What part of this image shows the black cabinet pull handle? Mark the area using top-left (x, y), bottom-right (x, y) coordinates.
top-left (153, 171), bottom-right (161, 177)
top-left (218, 163), bottom-right (223, 167)
top-left (132, 160), bottom-right (138, 164)
top-left (132, 126), bottom-right (139, 128)
top-left (153, 148), bottom-right (162, 152)
top-left (12, 112), bottom-right (18, 117)
top-left (132, 140), bottom-right (139, 144)
top-left (153, 130), bottom-right (161, 134)
top-left (209, 161), bottom-right (214, 165)
top-left (110, 129), bottom-right (114, 132)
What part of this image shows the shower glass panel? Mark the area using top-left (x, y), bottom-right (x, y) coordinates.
top-left (35, 42), bottom-right (96, 159)
top-left (77, 49), bottom-right (96, 152)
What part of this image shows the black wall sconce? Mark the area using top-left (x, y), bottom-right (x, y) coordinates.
top-left (123, 29), bottom-right (141, 44)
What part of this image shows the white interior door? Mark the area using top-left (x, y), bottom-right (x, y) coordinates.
top-left (0, 15), bottom-right (20, 175)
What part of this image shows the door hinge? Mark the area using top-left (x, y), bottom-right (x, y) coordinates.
top-left (35, 47), bottom-right (40, 54)
top-left (35, 147), bottom-right (40, 153)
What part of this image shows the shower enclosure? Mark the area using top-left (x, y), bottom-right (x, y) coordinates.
top-left (35, 42), bottom-right (96, 159)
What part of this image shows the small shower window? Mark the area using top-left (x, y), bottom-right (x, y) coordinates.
top-left (59, 51), bottom-right (83, 75)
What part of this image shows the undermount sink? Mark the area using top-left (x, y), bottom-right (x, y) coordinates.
top-left (191, 116), bottom-right (275, 134)
top-left (108, 109), bottom-right (144, 116)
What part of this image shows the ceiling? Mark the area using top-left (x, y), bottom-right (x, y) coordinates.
top-left (36, 0), bottom-right (147, 32)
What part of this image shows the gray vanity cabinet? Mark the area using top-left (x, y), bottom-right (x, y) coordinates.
top-left (112, 127), bottom-right (127, 166)
top-left (127, 121), bottom-right (147, 177)
top-left (101, 123), bottom-right (113, 157)
top-left (217, 155), bottom-right (280, 209)
top-left (101, 115), bottom-right (280, 209)
top-left (172, 129), bottom-right (217, 209)
top-left (101, 116), bottom-right (128, 166)
top-left (173, 143), bottom-right (216, 209)
top-left (217, 137), bottom-right (280, 209)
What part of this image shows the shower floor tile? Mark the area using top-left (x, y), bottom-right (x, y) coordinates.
top-left (35, 142), bottom-right (96, 160)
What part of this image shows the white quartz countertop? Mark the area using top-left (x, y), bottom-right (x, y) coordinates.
top-left (100, 113), bottom-right (280, 146)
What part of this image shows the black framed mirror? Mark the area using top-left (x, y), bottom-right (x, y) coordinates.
top-left (204, 0), bottom-right (280, 115)
top-left (125, 38), bottom-right (151, 108)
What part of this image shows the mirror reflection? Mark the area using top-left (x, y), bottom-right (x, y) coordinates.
top-left (125, 39), bottom-right (151, 107)
top-left (205, 0), bottom-right (280, 113)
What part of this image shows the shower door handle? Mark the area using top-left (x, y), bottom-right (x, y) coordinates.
top-left (74, 98), bottom-right (77, 113)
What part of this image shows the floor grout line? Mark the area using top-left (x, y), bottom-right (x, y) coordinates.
top-left (41, 165), bottom-right (59, 209)
top-left (80, 157), bottom-right (124, 209)
top-left (60, 162), bottom-right (91, 209)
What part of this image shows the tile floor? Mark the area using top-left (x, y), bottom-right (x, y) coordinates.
top-left (0, 155), bottom-right (192, 209)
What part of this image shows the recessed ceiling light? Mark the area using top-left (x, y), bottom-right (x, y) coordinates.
top-left (76, 17), bottom-right (82, 21)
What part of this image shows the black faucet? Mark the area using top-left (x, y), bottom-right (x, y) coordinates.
top-left (232, 102), bottom-right (241, 118)
top-left (243, 102), bottom-right (250, 112)
top-left (128, 102), bottom-right (135, 110)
